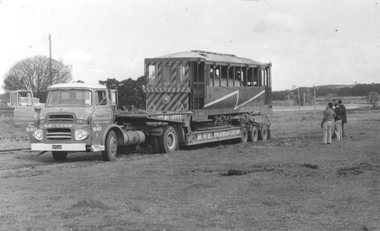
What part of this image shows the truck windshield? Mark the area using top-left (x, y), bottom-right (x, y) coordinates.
top-left (45, 90), bottom-right (92, 107)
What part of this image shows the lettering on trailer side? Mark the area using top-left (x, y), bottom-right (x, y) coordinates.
top-left (196, 129), bottom-right (241, 141)
top-left (156, 115), bottom-right (182, 121)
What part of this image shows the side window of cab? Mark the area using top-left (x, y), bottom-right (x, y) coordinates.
top-left (95, 91), bottom-right (108, 106)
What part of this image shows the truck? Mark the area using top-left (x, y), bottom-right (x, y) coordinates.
top-left (12, 50), bottom-right (272, 161)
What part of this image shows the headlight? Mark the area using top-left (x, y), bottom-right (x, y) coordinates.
top-left (33, 129), bottom-right (43, 140)
top-left (75, 129), bottom-right (89, 141)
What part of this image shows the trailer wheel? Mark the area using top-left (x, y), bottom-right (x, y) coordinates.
top-left (158, 126), bottom-right (178, 153)
top-left (248, 127), bottom-right (258, 142)
top-left (240, 127), bottom-right (248, 143)
top-left (52, 151), bottom-right (68, 161)
top-left (259, 125), bottom-right (268, 141)
top-left (102, 130), bottom-right (117, 161)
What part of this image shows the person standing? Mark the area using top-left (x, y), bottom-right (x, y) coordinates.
top-left (321, 102), bottom-right (336, 144)
top-left (334, 102), bottom-right (344, 141)
top-left (338, 99), bottom-right (347, 138)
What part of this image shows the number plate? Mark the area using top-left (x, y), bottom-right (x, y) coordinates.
top-left (52, 145), bottom-right (62, 150)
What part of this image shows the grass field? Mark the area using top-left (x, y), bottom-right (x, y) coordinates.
top-left (0, 110), bottom-right (379, 230)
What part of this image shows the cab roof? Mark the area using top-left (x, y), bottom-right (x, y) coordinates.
top-left (48, 82), bottom-right (107, 90)
top-left (145, 50), bottom-right (271, 67)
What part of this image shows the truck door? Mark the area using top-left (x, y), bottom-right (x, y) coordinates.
top-left (10, 90), bottom-right (39, 141)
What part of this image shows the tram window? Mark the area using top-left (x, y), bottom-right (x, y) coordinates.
top-left (162, 65), bottom-right (170, 84)
top-left (242, 67), bottom-right (248, 86)
top-left (177, 64), bottom-right (186, 84)
top-left (148, 65), bottom-right (156, 84)
top-left (198, 63), bottom-right (204, 82)
top-left (235, 68), bottom-right (243, 87)
top-left (228, 66), bottom-right (235, 86)
top-left (209, 65), bottom-right (217, 86)
top-left (221, 66), bottom-right (228, 86)
top-left (247, 68), bottom-right (253, 86)
top-left (214, 68), bottom-right (221, 86)
top-left (253, 68), bottom-right (259, 86)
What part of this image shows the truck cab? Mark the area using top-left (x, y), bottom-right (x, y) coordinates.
top-left (12, 82), bottom-right (119, 161)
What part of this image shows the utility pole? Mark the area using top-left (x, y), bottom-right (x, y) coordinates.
top-left (368, 93), bottom-right (371, 114)
top-left (298, 87), bottom-right (301, 113)
top-left (303, 91), bottom-right (306, 115)
top-left (49, 34), bottom-right (52, 86)
top-left (313, 85), bottom-right (316, 116)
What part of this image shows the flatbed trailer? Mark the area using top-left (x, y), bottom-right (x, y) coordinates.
top-left (12, 50), bottom-right (272, 161)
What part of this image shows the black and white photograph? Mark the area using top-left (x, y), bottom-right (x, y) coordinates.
top-left (0, 0), bottom-right (379, 230)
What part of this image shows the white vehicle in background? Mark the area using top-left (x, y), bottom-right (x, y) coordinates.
top-left (8, 92), bottom-right (44, 109)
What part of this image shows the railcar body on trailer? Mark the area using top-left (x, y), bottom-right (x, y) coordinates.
top-left (12, 50), bottom-right (273, 161)
top-left (143, 50), bottom-right (272, 124)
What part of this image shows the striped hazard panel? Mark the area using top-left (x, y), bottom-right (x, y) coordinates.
top-left (145, 61), bottom-right (190, 111)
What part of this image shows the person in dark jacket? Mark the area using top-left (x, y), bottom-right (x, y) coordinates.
top-left (338, 99), bottom-right (347, 138)
top-left (334, 102), bottom-right (344, 141)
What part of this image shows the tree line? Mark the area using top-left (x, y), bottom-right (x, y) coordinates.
top-left (272, 84), bottom-right (380, 106)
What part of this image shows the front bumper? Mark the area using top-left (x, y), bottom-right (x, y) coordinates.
top-left (31, 143), bottom-right (86, 151)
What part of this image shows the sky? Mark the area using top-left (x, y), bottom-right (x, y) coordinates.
top-left (1, 0), bottom-right (380, 94)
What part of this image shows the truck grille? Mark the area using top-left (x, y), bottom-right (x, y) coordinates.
top-left (48, 114), bottom-right (74, 122)
top-left (46, 128), bottom-right (71, 140)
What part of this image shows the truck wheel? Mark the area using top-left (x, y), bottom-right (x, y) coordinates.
top-left (240, 127), bottom-right (248, 143)
top-left (259, 125), bottom-right (268, 141)
top-left (102, 130), bottom-right (117, 161)
top-left (52, 151), bottom-right (68, 161)
top-left (158, 126), bottom-right (178, 153)
top-left (248, 127), bottom-right (258, 142)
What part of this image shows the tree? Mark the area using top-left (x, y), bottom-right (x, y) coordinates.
top-left (367, 91), bottom-right (380, 107)
top-left (3, 56), bottom-right (72, 99)
top-left (99, 76), bottom-right (146, 111)
top-left (118, 76), bottom-right (146, 110)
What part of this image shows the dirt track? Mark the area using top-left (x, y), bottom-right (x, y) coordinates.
top-left (0, 112), bottom-right (379, 231)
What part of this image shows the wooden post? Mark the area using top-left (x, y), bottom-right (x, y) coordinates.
top-left (313, 85), bottom-right (316, 116)
top-left (298, 87), bottom-right (301, 113)
top-left (303, 91), bottom-right (306, 115)
top-left (49, 34), bottom-right (52, 86)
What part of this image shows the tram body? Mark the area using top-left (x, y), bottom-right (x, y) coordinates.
top-left (144, 50), bottom-right (272, 122)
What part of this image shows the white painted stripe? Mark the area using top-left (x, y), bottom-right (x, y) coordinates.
top-left (204, 89), bottom-right (265, 110)
top-left (204, 90), bottom-right (238, 108)
top-left (234, 90), bottom-right (265, 109)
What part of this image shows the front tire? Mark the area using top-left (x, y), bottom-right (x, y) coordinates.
top-left (52, 151), bottom-right (68, 161)
top-left (158, 126), bottom-right (178, 153)
top-left (102, 130), bottom-right (117, 161)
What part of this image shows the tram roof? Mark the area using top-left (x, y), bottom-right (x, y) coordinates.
top-left (49, 82), bottom-right (107, 90)
top-left (145, 50), bottom-right (271, 67)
